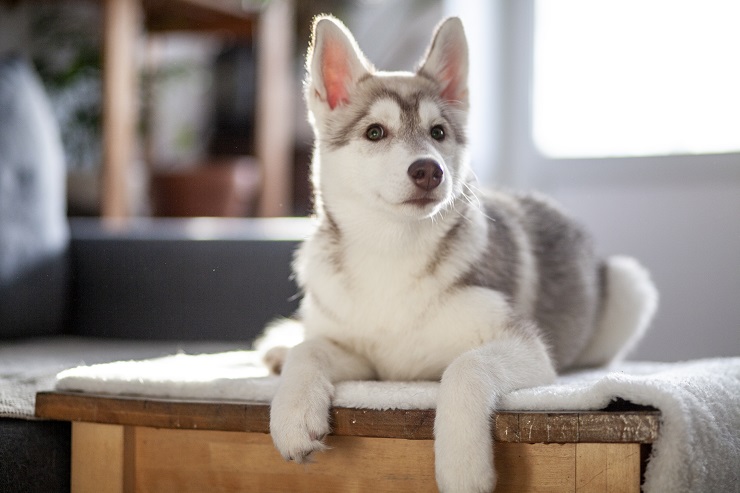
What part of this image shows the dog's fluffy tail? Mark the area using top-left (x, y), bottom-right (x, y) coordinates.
top-left (575, 256), bottom-right (659, 368)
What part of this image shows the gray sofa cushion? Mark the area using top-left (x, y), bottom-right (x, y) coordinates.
top-left (67, 218), bottom-right (304, 341)
top-left (0, 55), bottom-right (69, 337)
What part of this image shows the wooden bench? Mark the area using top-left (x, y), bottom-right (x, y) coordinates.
top-left (35, 392), bottom-right (659, 493)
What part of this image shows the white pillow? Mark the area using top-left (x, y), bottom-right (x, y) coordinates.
top-left (0, 55), bottom-right (69, 337)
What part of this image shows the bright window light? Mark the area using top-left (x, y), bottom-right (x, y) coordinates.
top-left (533, 0), bottom-right (740, 158)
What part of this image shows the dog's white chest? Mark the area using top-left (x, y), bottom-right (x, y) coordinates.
top-left (311, 246), bottom-right (428, 329)
top-left (296, 235), bottom-right (507, 380)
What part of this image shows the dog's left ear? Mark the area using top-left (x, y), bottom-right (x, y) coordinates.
top-left (417, 17), bottom-right (469, 107)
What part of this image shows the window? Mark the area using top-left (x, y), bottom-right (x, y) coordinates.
top-left (533, 0), bottom-right (740, 158)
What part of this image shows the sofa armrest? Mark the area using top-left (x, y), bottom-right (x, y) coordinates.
top-left (67, 218), bottom-right (311, 342)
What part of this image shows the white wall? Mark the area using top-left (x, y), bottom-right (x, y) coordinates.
top-left (486, 0), bottom-right (740, 361)
top-left (552, 173), bottom-right (740, 361)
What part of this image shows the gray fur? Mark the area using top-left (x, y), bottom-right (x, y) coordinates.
top-left (454, 197), bottom-right (521, 303)
top-left (448, 191), bottom-right (601, 370)
top-left (517, 194), bottom-right (600, 369)
top-left (402, 189), bottom-right (602, 371)
top-left (326, 76), bottom-right (466, 150)
top-left (425, 203), bottom-right (469, 277)
top-left (317, 208), bottom-right (344, 274)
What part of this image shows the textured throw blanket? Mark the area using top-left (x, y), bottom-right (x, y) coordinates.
top-left (0, 337), bottom-right (245, 418)
top-left (56, 353), bottom-right (740, 493)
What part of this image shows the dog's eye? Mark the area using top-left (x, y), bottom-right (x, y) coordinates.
top-left (430, 125), bottom-right (445, 141)
top-left (365, 124), bottom-right (385, 141)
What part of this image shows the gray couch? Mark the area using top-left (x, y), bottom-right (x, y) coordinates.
top-left (0, 217), bottom-right (305, 492)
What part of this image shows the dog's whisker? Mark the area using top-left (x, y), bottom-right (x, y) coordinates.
top-left (459, 182), bottom-right (497, 222)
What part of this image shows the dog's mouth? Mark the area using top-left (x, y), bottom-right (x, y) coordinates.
top-left (403, 197), bottom-right (438, 207)
top-left (401, 189), bottom-right (446, 209)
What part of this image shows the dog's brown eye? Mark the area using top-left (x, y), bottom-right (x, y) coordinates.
top-left (366, 124), bottom-right (385, 141)
top-left (431, 125), bottom-right (445, 141)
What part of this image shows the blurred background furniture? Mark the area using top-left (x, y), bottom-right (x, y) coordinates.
top-left (100, 0), bottom-right (294, 218)
top-left (0, 5), bottom-right (301, 489)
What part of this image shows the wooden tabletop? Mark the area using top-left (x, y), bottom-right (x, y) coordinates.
top-left (36, 391), bottom-right (659, 444)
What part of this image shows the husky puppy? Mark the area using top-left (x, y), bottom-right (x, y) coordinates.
top-left (266, 15), bottom-right (658, 493)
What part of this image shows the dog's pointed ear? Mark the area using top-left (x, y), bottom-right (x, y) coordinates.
top-left (417, 17), bottom-right (469, 107)
top-left (307, 16), bottom-right (372, 110)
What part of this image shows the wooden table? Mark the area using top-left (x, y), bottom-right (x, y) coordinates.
top-left (36, 392), bottom-right (659, 493)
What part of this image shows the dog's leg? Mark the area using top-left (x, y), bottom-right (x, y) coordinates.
top-left (270, 337), bottom-right (374, 463)
top-left (434, 321), bottom-right (556, 493)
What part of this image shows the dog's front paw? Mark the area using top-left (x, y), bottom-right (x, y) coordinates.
top-left (269, 375), bottom-right (333, 463)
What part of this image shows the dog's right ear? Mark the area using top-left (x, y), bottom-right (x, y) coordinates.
top-left (417, 17), bottom-right (469, 108)
top-left (307, 16), bottom-right (372, 110)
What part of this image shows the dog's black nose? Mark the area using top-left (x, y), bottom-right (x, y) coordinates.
top-left (408, 159), bottom-right (444, 191)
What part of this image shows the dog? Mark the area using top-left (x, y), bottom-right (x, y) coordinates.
top-left (263, 15), bottom-right (658, 493)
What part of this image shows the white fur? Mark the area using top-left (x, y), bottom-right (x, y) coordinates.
top-left (435, 334), bottom-right (556, 492)
top-left (270, 337), bottom-right (374, 462)
top-left (575, 255), bottom-right (659, 367)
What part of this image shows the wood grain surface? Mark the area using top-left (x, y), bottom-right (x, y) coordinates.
top-left (37, 391), bottom-right (659, 444)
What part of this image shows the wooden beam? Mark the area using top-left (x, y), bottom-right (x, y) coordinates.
top-left (101, 0), bottom-right (141, 219)
top-left (255, 0), bottom-right (295, 216)
top-left (142, 0), bottom-right (257, 35)
top-left (71, 422), bottom-right (127, 493)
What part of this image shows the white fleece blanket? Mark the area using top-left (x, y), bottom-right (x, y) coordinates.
top-left (56, 353), bottom-right (740, 493)
top-left (0, 337), bottom-right (245, 419)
